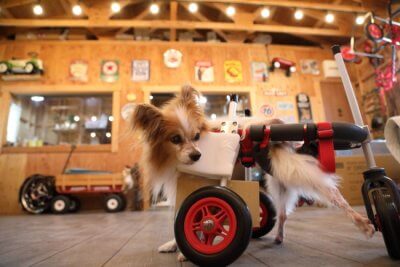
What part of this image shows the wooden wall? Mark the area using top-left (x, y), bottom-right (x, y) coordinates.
top-left (0, 40), bottom-right (335, 214)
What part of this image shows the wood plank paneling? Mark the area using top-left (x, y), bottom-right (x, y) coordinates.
top-left (0, 154), bottom-right (27, 214)
top-left (0, 40), bottom-right (336, 214)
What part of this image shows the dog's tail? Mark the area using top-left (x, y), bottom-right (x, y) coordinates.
top-left (269, 143), bottom-right (340, 205)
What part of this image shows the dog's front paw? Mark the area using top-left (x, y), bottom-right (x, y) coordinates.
top-left (177, 252), bottom-right (187, 262)
top-left (158, 240), bottom-right (177, 253)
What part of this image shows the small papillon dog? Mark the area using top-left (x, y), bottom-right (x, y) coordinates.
top-left (130, 85), bottom-right (374, 262)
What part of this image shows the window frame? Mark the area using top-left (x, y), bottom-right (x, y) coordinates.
top-left (142, 85), bottom-right (256, 113)
top-left (0, 85), bottom-right (120, 154)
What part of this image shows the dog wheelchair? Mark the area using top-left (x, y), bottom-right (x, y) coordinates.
top-left (173, 47), bottom-right (400, 266)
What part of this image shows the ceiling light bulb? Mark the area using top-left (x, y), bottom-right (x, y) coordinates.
top-left (106, 132), bottom-right (112, 138)
top-left (90, 132), bottom-right (96, 138)
top-left (33, 4), bottom-right (43, 16)
top-left (150, 3), bottom-right (160, 14)
top-left (188, 2), bottom-right (198, 13)
top-left (325, 13), bottom-right (334, 23)
top-left (356, 15), bottom-right (365, 25)
top-left (72, 4), bottom-right (83, 16)
top-left (226, 5), bottom-right (235, 17)
top-left (31, 96), bottom-right (44, 102)
top-left (111, 1), bottom-right (121, 13)
top-left (261, 7), bottom-right (270, 18)
top-left (294, 9), bottom-right (304, 20)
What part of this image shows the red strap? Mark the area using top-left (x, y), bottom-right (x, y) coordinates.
top-left (317, 122), bottom-right (335, 173)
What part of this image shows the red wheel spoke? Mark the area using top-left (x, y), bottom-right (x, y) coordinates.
top-left (201, 206), bottom-right (210, 217)
top-left (192, 222), bottom-right (201, 231)
top-left (216, 225), bottom-right (228, 237)
top-left (205, 233), bottom-right (216, 245)
top-left (214, 209), bottom-right (228, 223)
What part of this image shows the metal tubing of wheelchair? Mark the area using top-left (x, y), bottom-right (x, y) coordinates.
top-left (332, 45), bottom-right (377, 168)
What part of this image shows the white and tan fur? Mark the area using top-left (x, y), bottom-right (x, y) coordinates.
top-left (130, 86), bottom-right (207, 260)
top-left (131, 86), bottom-right (375, 261)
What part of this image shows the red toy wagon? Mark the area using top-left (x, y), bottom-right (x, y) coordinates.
top-left (19, 146), bottom-right (127, 214)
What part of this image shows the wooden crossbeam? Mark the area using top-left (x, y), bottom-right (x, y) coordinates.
top-left (180, 2), bottom-right (228, 41)
top-left (170, 1), bottom-right (178, 41)
top-left (0, 0), bottom-right (35, 8)
top-left (0, 18), bottom-right (354, 37)
top-left (177, 0), bottom-right (367, 13)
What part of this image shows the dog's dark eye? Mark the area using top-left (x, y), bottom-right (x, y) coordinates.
top-left (171, 135), bottom-right (182, 144)
top-left (193, 132), bottom-right (200, 141)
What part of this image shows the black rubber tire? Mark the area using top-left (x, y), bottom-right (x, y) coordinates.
top-left (51, 195), bottom-right (70, 214)
top-left (373, 190), bottom-right (400, 260)
top-left (175, 186), bottom-right (252, 266)
top-left (68, 196), bottom-right (81, 213)
top-left (252, 191), bottom-right (276, 238)
top-left (19, 175), bottom-right (55, 214)
top-left (104, 194), bottom-right (125, 212)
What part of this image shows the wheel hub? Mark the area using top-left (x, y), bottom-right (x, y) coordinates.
top-left (201, 218), bottom-right (215, 232)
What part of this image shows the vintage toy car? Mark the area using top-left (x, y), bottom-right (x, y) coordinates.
top-left (270, 57), bottom-right (296, 77)
top-left (0, 58), bottom-right (43, 74)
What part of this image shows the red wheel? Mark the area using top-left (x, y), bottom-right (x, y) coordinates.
top-left (252, 191), bottom-right (276, 238)
top-left (175, 186), bottom-right (252, 266)
top-left (341, 46), bottom-right (356, 62)
top-left (366, 22), bottom-right (384, 42)
top-left (184, 197), bottom-right (237, 254)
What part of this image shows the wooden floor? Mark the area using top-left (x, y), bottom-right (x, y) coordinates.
top-left (0, 206), bottom-right (398, 267)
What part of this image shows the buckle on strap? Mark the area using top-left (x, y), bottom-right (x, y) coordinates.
top-left (317, 122), bottom-right (333, 139)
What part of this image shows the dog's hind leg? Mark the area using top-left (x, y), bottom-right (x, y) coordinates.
top-left (326, 187), bottom-right (375, 238)
top-left (267, 177), bottom-right (297, 244)
top-left (158, 239), bottom-right (177, 253)
top-left (275, 206), bottom-right (287, 244)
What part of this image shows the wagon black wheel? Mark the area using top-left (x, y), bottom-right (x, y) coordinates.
top-left (175, 186), bottom-right (252, 266)
top-left (68, 196), bottom-right (81, 213)
top-left (19, 175), bottom-right (55, 214)
top-left (252, 191), bottom-right (276, 238)
top-left (51, 195), bottom-right (70, 214)
top-left (104, 194), bottom-right (125, 212)
top-left (372, 189), bottom-right (400, 259)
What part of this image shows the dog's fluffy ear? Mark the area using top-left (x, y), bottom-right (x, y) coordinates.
top-left (131, 104), bottom-right (165, 140)
top-left (179, 85), bottom-right (209, 132)
top-left (180, 85), bottom-right (200, 105)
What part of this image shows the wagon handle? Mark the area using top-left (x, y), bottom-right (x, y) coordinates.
top-left (62, 145), bottom-right (77, 174)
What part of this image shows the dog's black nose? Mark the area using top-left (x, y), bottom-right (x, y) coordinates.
top-left (189, 152), bottom-right (201, 162)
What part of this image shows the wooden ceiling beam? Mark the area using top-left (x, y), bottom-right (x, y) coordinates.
top-left (177, 0), bottom-right (367, 13)
top-left (116, 5), bottom-right (151, 36)
top-left (0, 18), bottom-right (355, 37)
top-left (0, 0), bottom-right (35, 9)
top-left (180, 2), bottom-right (228, 41)
top-left (170, 1), bottom-right (178, 41)
top-left (0, 7), bottom-right (13, 18)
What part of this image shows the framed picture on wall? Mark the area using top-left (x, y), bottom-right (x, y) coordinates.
top-left (69, 60), bottom-right (88, 82)
top-left (300, 59), bottom-right (320, 75)
top-left (224, 60), bottom-right (243, 83)
top-left (101, 60), bottom-right (119, 83)
top-left (251, 62), bottom-right (268, 82)
top-left (132, 60), bottom-right (150, 81)
top-left (194, 61), bottom-right (214, 82)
